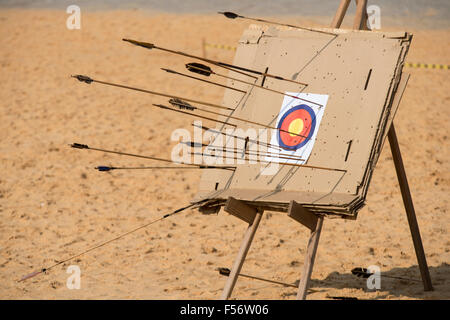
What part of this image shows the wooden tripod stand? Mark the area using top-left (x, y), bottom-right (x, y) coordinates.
top-left (220, 0), bottom-right (433, 300)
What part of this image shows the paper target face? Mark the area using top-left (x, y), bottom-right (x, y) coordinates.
top-left (266, 93), bottom-right (328, 164)
top-left (277, 104), bottom-right (316, 151)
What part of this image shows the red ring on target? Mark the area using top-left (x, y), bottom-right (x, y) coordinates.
top-left (277, 104), bottom-right (316, 151)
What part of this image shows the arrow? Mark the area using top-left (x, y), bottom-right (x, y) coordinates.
top-left (204, 145), bottom-right (305, 163)
top-left (71, 74), bottom-right (234, 112)
top-left (181, 140), bottom-right (305, 162)
top-left (161, 68), bottom-right (247, 94)
top-left (123, 38), bottom-right (257, 80)
top-left (122, 38), bottom-right (309, 86)
top-left (166, 99), bottom-right (308, 139)
top-left (192, 123), bottom-right (284, 152)
top-left (218, 11), bottom-right (338, 36)
top-left (152, 103), bottom-right (237, 127)
top-left (191, 151), bottom-right (347, 172)
top-left (95, 165), bottom-right (235, 171)
top-left (70, 143), bottom-right (233, 169)
top-left (18, 201), bottom-right (204, 282)
top-left (186, 63), bottom-right (322, 107)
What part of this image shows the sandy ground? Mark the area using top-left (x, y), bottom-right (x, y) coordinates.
top-left (0, 9), bottom-right (449, 300)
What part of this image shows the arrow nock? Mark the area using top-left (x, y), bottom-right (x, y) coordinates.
top-left (122, 38), bottom-right (155, 50)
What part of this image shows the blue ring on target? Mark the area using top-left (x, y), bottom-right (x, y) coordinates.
top-left (277, 104), bottom-right (316, 151)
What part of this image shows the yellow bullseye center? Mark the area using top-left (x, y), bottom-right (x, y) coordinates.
top-left (288, 119), bottom-right (304, 137)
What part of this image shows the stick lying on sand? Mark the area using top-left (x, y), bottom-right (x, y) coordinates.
top-left (18, 201), bottom-right (207, 282)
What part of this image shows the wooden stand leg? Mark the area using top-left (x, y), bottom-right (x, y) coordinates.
top-left (296, 217), bottom-right (324, 300)
top-left (330, 0), bottom-right (432, 295)
top-left (330, 0), bottom-right (351, 28)
top-left (220, 211), bottom-right (262, 300)
top-left (220, 198), bottom-right (263, 300)
top-left (353, 0), bottom-right (368, 30)
top-left (388, 124), bottom-right (433, 291)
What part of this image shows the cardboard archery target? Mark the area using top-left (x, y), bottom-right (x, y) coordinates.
top-left (266, 93), bottom-right (328, 164)
top-left (195, 25), bottom-right (412, 217)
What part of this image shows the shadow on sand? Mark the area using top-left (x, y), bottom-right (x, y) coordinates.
top-left (306, 263), bottom-right (449, 299)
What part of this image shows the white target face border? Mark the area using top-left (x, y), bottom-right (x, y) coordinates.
top-left (265, 92), bottom-right (328, 164)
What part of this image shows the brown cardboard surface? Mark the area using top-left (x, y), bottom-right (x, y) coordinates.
top-left (195, 25), bottom-right (412, 217)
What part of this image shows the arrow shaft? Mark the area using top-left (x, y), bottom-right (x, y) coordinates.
top-left (100, 166), bottom-right (235, 171)
top-left (123, 39), bottom-right (308, 86)
top-left (193, 123), bottom-right (284, 152)
top-left (153, 45), bottom-right (258, 80)
top-left (215, 60), bottom-right (308, 86)
top-left (189, 125), bottom-right (310, 161)
top-left (185, 64), bottom-right (319, 107)
top-left (154, 104), bottom-right (237, 127)
top-left (88, 146), bottom-right (190, 165)
top-left (177, 102), bottom-right (308, 139)
top-left (192, 152), bottom-right (346, 172)
top-left (89, 78), bottom-right (233, 111)
top-left (239, 272), bottom-right (298, 288)
top-left (214, 72), bottom-right (320, 107)
top-left (383, 275), bottom-right (422, 283)
top-left (227, 14), bottom-right (338, 36)
top-left (18, 202), bottom-right (202, 282)
top-left (163, 68), bottom-right (246, 93)
top-left (217, 267), bottom-right (298, 288)
top-left (206, 145), bottom-right (305, 162)
top-left (74, 144), bottom-right (232, 170)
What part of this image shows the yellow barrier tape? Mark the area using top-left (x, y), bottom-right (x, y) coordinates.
top-left (204, 43), bottom-right (237, 51)
top-left (405, 62), bottom-right (449, 69)
top-left (204, 43), bottom-right (448, 70)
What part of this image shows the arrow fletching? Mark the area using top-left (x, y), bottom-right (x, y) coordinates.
top-left (217, 267), bottom-right (231, 276)
top-left (218, 11), bottom-right (240, 19)
top-left (169, 98), bottom-right (196, 111)
top-left (185, 63), bottom-right (212, 76)
top-left (153, 103), bottom-right (170, 110)
top-left (96, 166), bottom-right (113, 172)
